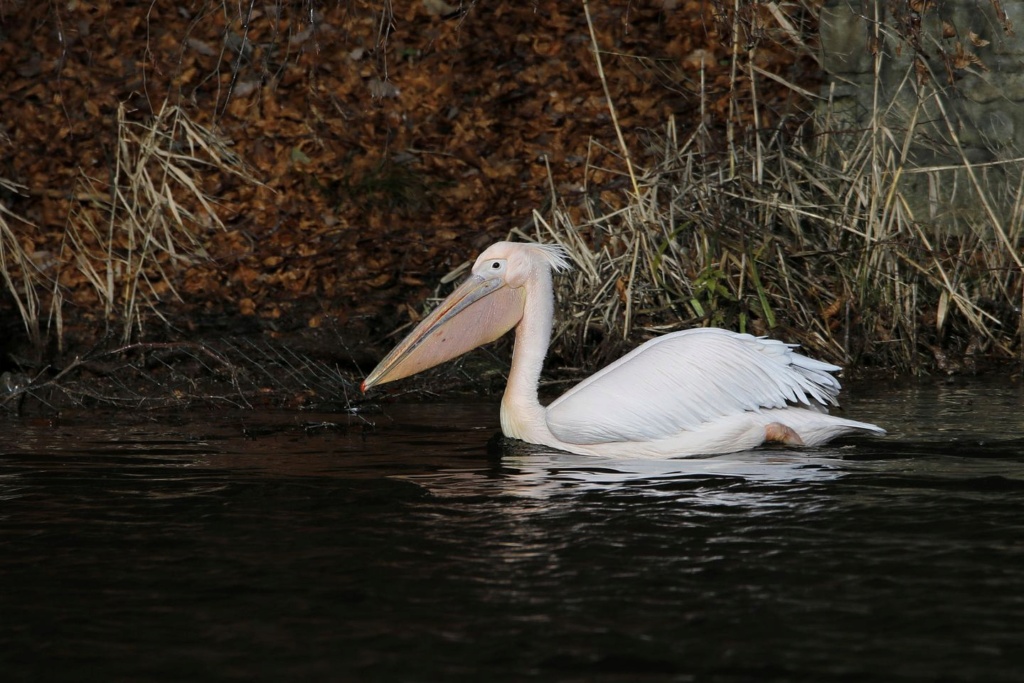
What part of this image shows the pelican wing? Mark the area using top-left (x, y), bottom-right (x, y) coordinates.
top-left (545, 328), bottom-right (844, 445)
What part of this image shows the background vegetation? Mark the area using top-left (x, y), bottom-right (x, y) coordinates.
top-left (0, 0), bottom-right (1021, 409)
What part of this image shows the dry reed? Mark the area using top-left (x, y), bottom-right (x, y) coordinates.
top-left (62, 101), bottom-right (257, 344)
top-left (0, 177), bottom-right (52, 349)
top-left (521, 0), bottom-right (1023, 376)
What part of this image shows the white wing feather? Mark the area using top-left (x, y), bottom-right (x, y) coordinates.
top-left (545, 328), bottom-right (844, 445)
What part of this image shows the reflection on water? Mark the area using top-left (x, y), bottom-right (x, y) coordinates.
top-left (1, 378), bottom-right (1023, 681)
top-left (401, 447), bottom-right (853, 501)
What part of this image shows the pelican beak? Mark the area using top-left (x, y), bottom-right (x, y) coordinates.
top-left (361, 274), bottom-right (525, 391)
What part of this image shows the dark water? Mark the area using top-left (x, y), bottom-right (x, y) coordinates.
top-left (2, 379), bottom-right (1023, 682)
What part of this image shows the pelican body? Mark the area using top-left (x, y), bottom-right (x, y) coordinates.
top-left (362, 241), bottom-right (884, 458)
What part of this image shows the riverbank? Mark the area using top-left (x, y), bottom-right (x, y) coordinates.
top-left (1, 1), bottom-right (1020, 412)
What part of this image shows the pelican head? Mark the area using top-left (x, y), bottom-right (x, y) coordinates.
top-left (361, 241), bottom-right (568, 391)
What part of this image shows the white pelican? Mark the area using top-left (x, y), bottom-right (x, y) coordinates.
top-left (362, 241), bottom-right (885, 457)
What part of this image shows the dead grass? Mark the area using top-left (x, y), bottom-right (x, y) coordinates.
top-left (1, 0), bottom-right (1021, 408)
top-left (523, 0), bottom-right (1023, 376)
top-left (0, 100), bottom-right (257, 366)
top-left (0, 177), bottom-right (51, 349)
top-left (62, 101), bottom-right (258, 344)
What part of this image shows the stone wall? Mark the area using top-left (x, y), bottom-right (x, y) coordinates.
top-left (818, 0), bottom-right (1024, 228)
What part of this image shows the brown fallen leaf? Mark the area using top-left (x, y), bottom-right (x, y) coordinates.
top-left (968, 31), bottom-right (990, 47)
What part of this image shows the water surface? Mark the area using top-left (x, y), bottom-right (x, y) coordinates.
top-left (2, 378), bottom-right (1023, 681)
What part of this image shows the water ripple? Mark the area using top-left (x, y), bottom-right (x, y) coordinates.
top-left (1, 382), bottom-right (1023, 681)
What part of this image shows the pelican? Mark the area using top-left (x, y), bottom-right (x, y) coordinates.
top-left (362, 241), bottom-right (885, 457)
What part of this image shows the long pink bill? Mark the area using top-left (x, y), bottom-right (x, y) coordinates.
top-left (361, 275), bottom-right (525, 391)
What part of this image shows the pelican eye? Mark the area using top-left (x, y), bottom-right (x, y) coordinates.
top-left (486, 259), bottom-right (505, 272)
